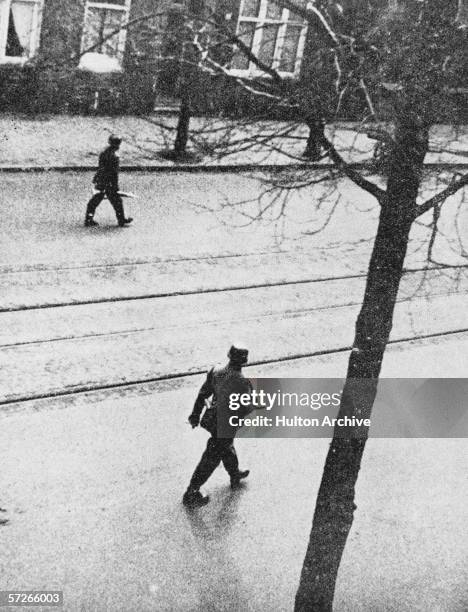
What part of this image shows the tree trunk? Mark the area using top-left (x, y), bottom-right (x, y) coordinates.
top-left (174, 91), bottom-right (191, 156)
top-left (295, 116), bottom-right (429, 611)
top-left (303, 119), bottom-right (325, 160)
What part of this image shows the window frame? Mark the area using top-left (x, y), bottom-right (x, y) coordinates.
top-left (0, 0), bottom-right (43, 64)
top-left (230, 0), bottom-right (308, 79)
top-left (81, 0), bottom-right (132, 63)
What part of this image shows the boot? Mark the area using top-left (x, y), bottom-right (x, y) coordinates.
top-left (85, 216), bottom-right (98, 227)
top-left (230, 469), bottom-right (250, 489)
top-left (182, 489), bottom-right (210, 507)
top-left (118, 217), bottom-right (133, 227)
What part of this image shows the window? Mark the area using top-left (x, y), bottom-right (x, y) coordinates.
top-left (231, 0), bottom-right (308, 77)
top-left (82, 0), bottom-right (131, 61)
top-left (456, 0), bottom-right (468, 27)
top-left (0, 0), bottom-right (42, 63)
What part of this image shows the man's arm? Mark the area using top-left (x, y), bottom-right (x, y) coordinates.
top-left (107, 152), bottom-right (120, 191)
top-left (112, 153), bottom-right (120, 191)
top-left (237, 378), bottom-right (267, 418)
top-left (92, 151), bottom-right (106, 188)
top-left (188, 368), bottom-right (214, 428)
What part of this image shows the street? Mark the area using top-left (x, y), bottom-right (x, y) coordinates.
top-left (0, 170), bottom-right (467, 611)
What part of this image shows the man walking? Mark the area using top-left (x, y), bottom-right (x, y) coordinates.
top-left (183, 344), bottom-right (252, 507)
top-left (84, 134), bottom-right (133, 227)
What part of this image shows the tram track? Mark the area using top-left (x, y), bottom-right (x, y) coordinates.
top-left (0, 287), bottom-right (465, 350)
top-left (0, 248), bottom-right (466, 277)
top-left (0, 248), bottom-right (284, 275)
top-left (0, 327), bottom-right (466, 409)
top-left (0, 261), bottom-right (465, 314)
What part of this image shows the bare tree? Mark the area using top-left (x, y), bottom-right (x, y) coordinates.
top-left (274, 3), bottom-right (466, 610)
top-left (161, 2), bottom-right (467, 609)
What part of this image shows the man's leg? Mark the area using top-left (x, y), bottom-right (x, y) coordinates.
top-left (85, 192), bottom-right (105, 226)
top-left (107, 190), bottom-right (132, 226)
top-left (188, 437), bottom-right (224, 490)
top-left (183, 437), bottom-right (225, 506)
top-left (220, 441), bottom-right (250, 488)
top-left (220, 440), bottom-right (239, 478)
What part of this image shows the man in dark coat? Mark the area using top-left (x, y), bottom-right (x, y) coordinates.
top-left (84, 135), bottom-right (133, 227)
top-left (183, 344), bottom-right (252, 507)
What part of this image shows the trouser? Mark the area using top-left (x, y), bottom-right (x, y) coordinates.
top-left (189, 436), bottom-right (239, 490)
top-left (86, 188), bottom-right (125, 223)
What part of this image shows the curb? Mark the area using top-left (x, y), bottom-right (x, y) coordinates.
top-left (0, 161), bottom-right (363, 173)
top-left (0, 162), bottom-right (467, 173)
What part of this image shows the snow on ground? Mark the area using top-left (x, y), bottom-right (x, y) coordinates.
top-left (0, 114), bottom-right (466, 167)
top-left (0, 158), bottom-right (466, 610)
top-left (0, 171), bottom-right (466, 273)
top-left (0, 172), bottom-right (466, 403)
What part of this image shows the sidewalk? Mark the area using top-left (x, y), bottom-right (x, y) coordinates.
top-left (1, 114), bottom-right (466, 170)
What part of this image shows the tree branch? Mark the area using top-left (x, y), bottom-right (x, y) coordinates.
top-left (415, 173), bottom-right (468, 218)
top-left (320, 135), bottom-right (386, 201)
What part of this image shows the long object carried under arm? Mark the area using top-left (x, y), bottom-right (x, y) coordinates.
top-left (92, 189), bottom-right (137, 198)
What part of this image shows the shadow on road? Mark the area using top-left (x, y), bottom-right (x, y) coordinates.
top-left (181, 485), bottom-right (250, 611)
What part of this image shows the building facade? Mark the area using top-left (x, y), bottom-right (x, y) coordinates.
top-left (0, 0), bottom-right (326, 114)
top-left (0, 0), bottom-right (465, 118)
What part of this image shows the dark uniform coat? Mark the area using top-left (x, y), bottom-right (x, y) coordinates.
top-left (187, 363), bottom-right (253, 490)
top-left (93, 146), bottom-right (120, 192)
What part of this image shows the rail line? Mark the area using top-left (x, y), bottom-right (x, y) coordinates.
top-left (1, 327), bottom-right (467, 409)
top-left (0, 248), bottom-right (284, 274)
top-left (1, 247), bottom-right (467, 275)
top-left (0, 263), bottom-right (465, 314)
top-left (0, 287), bottom-right (465, 349)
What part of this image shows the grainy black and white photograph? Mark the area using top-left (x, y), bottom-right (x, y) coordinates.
top-left (0, 0), bottom-right (467, 610)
